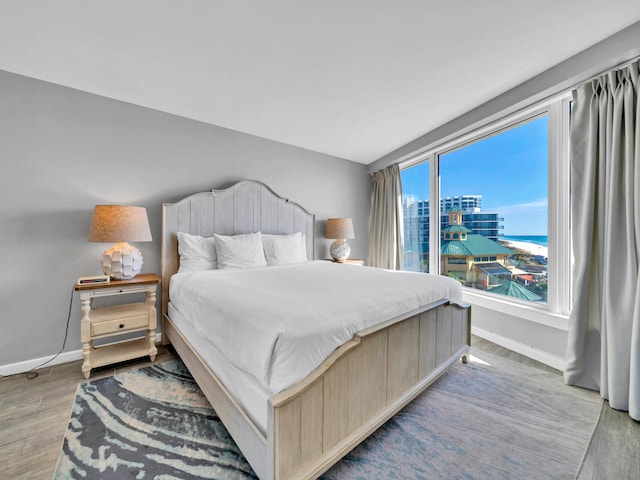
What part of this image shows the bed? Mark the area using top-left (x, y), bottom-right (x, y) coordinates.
top-left (161, 180), bottom-right (471, 480)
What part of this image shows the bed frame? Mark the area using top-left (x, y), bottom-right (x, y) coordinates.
top-left (161, 180), bottom-right (471, 480)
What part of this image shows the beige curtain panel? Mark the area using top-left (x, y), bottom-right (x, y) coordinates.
top-left (564, 59), bottom-right (640, 420)
top-left (368, 164), bottom-right (404, 269)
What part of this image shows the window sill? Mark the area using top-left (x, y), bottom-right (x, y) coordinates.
top-left (462, 289), bottom-right (569, 331)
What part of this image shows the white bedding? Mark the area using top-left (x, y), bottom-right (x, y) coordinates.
top-left (168, 302), bottom-right (271, 433)
top-left (169, 261), bottom-right (463, 395)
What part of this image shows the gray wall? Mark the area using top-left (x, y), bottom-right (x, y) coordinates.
top-left (0, 70), bottom-right (370, 368)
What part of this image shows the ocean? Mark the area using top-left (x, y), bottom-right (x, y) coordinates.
top-left (503, 235), bottom-right (548, 247)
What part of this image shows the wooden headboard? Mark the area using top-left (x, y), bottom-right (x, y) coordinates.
top-left (161, 180), bottom-right (316, 317)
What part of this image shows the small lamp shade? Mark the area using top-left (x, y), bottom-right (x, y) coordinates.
top-left (325, 218), bottom-right (355, 240)
top-left (89, 205), bottom-right (152, 279)
top-left (325, 218), bottom-right (355, 262)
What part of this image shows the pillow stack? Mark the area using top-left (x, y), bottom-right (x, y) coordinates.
top-left (176, 231), bottom-right (308, 272)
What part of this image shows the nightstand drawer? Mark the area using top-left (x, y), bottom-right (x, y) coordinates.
top-left (92, 315), bottom-right (149, 336)
top-left (91, 303), bottom-right (150, 336)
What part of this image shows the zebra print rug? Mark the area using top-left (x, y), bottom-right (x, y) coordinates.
top-left (54, 351), bottom-right (602, 479)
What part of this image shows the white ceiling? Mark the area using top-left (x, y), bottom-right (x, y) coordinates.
top-left (1, 1), bottom-right (639, 164)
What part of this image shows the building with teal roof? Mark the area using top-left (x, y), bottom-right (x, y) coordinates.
top-left (441, 209), bottom-right (514, 287)
top-left (487, 281), bottom-right (542, 301)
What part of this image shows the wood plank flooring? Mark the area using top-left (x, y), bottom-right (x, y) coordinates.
top-left (576, 399), bottom-right (640, 480)
top-left (473, 337), bottom-right (640, 480)
top-left (1, 338), bottom-right (638, 480)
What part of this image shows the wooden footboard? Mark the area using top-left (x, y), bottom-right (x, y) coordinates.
top-left (267, 300), bottom-right (470, 480)
top-left (164, 300), bottom-right (470, 480)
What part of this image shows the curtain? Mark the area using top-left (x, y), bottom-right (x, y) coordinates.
top-left (565, 59), bottom-right (640, 420)
top-left (368, 164), bottom-right (404, 269)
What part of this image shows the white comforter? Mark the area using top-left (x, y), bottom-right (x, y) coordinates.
top-left (169, 261), bottom-right (463, 395)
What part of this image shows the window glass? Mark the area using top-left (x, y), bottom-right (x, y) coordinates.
top-left (401, 161), bottom-right (430, 272)
top-left (440, 116), bottom-right (548, 303)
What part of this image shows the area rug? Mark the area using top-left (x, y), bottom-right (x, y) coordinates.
top-left (52, 360), bottom-right (256, 479)
top-left (322, 350), bottom-right (602, 480)
top-left (53, 351), bottom-right (602, 479)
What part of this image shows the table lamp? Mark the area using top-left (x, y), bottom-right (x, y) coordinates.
top-left (88, 205), bottom-right (152, 279)
top-left (325, 217), bottom-right (355, 262)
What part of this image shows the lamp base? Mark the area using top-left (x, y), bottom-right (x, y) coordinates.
top-left (101, 242), bottom-right (143, 279)
top-left (330, 239), bottom-right (351, 262)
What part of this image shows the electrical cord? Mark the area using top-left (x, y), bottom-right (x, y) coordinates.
top-left (0, 283), bottom-right (131, 382)
top-left (22, 284), bottom-right (75, 380)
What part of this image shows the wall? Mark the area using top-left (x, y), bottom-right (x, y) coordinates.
top-left (369, 21), bottom-right (640, 370)
top-left (0, 70), bottom-right (370, 371)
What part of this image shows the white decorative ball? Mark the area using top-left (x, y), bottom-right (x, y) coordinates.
top-left (101, 242), bottom-right (143, 279)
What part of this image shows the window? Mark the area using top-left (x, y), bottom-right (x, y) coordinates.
top-left (400, 97), bottom-right (572, 320)
top-left (448, 258), bottom-right (467, 264)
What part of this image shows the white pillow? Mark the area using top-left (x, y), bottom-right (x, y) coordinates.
top-left (214, 232), bottom-right (267, 269)
top-left (177, 232), bottom-right (218, 272)
top-left (262, 232), bottom-right (308, 266)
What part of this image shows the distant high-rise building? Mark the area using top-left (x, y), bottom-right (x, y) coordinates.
top-left (446, 212), bottom-right (504, 241)
top-left (440, 195), bottom-right (482, 212)
top-left (402, 197), bottom-right (430, 271)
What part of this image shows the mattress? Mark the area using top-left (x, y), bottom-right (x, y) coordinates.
top-left (169, 261), bottom-right (463, 397)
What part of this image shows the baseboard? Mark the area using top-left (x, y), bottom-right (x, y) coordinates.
top-left (3, 329), bottom-right (564, 376)
top-left (0, 333), bottom-right (163, 377)
top-left (471, 326), bottom-right (566, 372)
top-left (0, 349), bottom-right (83, 377)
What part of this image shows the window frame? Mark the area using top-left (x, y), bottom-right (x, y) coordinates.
top-left (400, 94), bottom-right (572, 329)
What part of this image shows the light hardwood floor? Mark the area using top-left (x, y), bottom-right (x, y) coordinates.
top-left (473, 337), bottom-right (640, 480)
top-left (1, 338), bottom-right (638, 480)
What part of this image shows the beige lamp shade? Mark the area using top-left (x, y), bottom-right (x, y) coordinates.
top-left (88, 205), bottom-right (152, 279)
top-left (325, 218), bottom-right (355, 240)
top-left (325, 218), bottom-right (355, 262)
top-left (89, 205), bottom-right (152, 242)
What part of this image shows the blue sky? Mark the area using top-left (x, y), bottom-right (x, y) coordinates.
top-left (401, 116), bottom-right (548, 235)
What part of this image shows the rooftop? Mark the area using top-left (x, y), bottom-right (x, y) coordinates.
top-left (488, 281), bottom-right (542, 301)
top-left (443, 225), bottom-right (471, 233)
top-left (474, 262), bottom-right (512, 276)
top-left (441, 234), bottom-right (514, 256)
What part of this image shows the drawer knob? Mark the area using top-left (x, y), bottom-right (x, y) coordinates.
top-left (119, 323), bottom-right (125, 329)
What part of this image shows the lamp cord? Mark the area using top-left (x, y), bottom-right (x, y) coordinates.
top-left (26, 284), bottom-right (75, 379)
top-left (0, 284), bottom-right (75, 381)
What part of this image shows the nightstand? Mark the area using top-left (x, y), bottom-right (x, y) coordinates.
top-left (75, 273), bottom-right (160, 378)
top-left (325, 259), bottom-right (366, 266)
